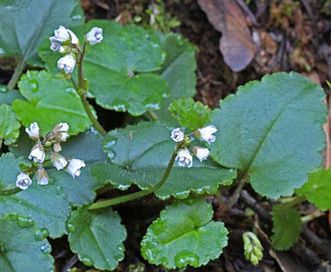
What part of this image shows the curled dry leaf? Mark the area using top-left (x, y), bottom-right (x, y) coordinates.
top-left (198, 0), bottom-right (255, 72)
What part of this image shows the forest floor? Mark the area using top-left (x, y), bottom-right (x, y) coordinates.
top-left (75, 0), bottom-right (331, 271)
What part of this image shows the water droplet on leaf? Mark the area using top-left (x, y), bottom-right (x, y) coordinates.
top-left (174, 251), bottom-right (199, 268)
top-left (35, 228), bottom-right (50, 241)
top-left (40, 243), bottom-right (52, 254)
top-left (80, 255), bottom-right (94, 266)
top-left (66, 223), bottom-right (76, 232)
top-left (17, 216), bottom-right (34, 228)
top-left (28, 79), bottom-right (39, 92)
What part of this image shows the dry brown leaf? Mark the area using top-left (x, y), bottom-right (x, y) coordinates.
top-left (197, 0), bottom-right (255, 72)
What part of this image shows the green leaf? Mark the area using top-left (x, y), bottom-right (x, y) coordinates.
top-left (168, 98), bottom-right (211, 130)
top-left (48, 129), bottom-right (107, 207)
top-left (155, 33), bottom-right (197, 124)
top-left (12, 70), bottom-right (92, 136)
top-left (271, 204), bottom-right (302, 250)
top-left (91, 121), bottom-right (236, 199)
top-left (0, 104), bottom-right (20, 148)
top-left (0, 153), bottom-right (71, 238)
top-left (141, 197), bottom-right (228, 269)
top-left (210, 72), bottom-right (327, 199)
top-left (0, 86), bottom-right (24, 105)
top-left (0, 213), bottom-right (54, 272)
top-left (296, 168), bottom-right (331, 211)
top-left (0, 0), bottom-right (84, 64)
top-left (40, 20), bottom-right (169, 116)
top-left (67, 206), bottom-right (127, 271)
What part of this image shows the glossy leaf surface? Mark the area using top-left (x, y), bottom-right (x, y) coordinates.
top-left (0, 0), bottom-right (84, 64)
top-left (0, 213), bottom-right (54, 272)
top-left (92, 121), bottom-right (236, 199)
top-left (12, 70), bottom-right (92, 136)
top-left (141, 197), bottom-right (228, 269)
top-left (296, 168), bottom-right (331, 210)
top-left (0, 104), bottom-right (20, 147)
top-left (210, 72), bottom-right (326, 199)
top-left (68, 207), bottom-right (127, 270)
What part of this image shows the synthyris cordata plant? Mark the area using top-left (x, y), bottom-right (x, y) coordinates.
top-left (0, 1), bottom-right (328, 271)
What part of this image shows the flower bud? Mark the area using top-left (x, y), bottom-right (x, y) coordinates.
top-left (25, 122), bottom-right (40, 140)
top-left (85, 27), bottom-right (103, 45)
top-left (54, 25), bottom-right (70, 42)
top-left (192, 146), bottom-right (210, 162)
top-left (175, 148), bottom-right (193, 168)
top-left (170, 128), bottom-right (184, 142)
top-left (51, 152), bottom-right (68, 170)
top-left (66, 158), bottom-right (86, 178)
top-left (57, 54), bottom-right (76, 74)
top-left (28, 143), bottom-right (45, 163)
top-left (196, 125), bottom-right (217, 144)
top-left (243, 232), bottom-right (263, 265)
top-left (16, 172), bottom-right (32, 190)
top-left (37, 167), bottom-right (49, 185)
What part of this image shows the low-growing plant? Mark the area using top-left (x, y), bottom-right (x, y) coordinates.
top-left (0, 1), bottom-right (329, 271)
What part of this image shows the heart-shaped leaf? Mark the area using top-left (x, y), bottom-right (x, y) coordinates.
top-left (0, 213), bottom-right (54, 272)
top-left (67, 206), bottom-right (127, 270)
top-left (141, 197), bottom-right (228, 269)
top-left (92, 121), bottom-right (236, 199)
top-left (12, 70), bottom-right (92, 136)
top-left (210, 72), bottom-right (327, 199)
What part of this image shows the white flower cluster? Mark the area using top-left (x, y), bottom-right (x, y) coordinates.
top-left (49, 25), bottom-right (103, 74)
top-left (170, 125), bottom-right (217, 168)
top-left (16, 122), bottom-right (86, 190)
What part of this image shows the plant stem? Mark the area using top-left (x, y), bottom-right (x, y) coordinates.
top-left (89, 145), bottom-right (178, 210)
top-left (7, 57), bottom-right (25, 90)
top-left (74, 43), bottom-right (107, 136)
top-left (228, 174), bottom-right (247, 208)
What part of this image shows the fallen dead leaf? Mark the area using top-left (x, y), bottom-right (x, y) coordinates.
top-left (197, 0), bottom-right (255, 72)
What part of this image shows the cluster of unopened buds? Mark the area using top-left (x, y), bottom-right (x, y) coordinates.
top-left (170, 125), bottom-right (217, 167)
top-left (16, 122), bottom-right (86, 190)
top-left (49, 25), bottom-right (103, 74)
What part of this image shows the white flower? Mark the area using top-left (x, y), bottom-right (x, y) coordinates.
top-left (49, 36), bottom-right (63, 52)
top-left (66, 158), bottom-right (86, 178)
top-left (28, 143), bottom-right (45, 163)
top-left (16, 172), bottom-right (32, 190)
top-left (197, 125), bottom-right (217, 144)
top-left (52, 122), bottom-right (69, 142)
top-left (25, 122), bottom-right (40, 140)
top-left (37, 167), bottom-right (49, 185)
top-left (175, 148), bottom-right (193, 168)
top-left (85, 27), bottom-right (103, 45)
top-left (54, 25), bottom-right (70, 42)
top-left (67, 29), bottom-right (79, 45)
top-left (170, 128), bottom-right (184, 142)
top-left (193, 146), bottom-right (210, 162)
top-left (51, 153), bottom-right (68, 170)
top-left (57, 54), bottom-right (76, 74)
